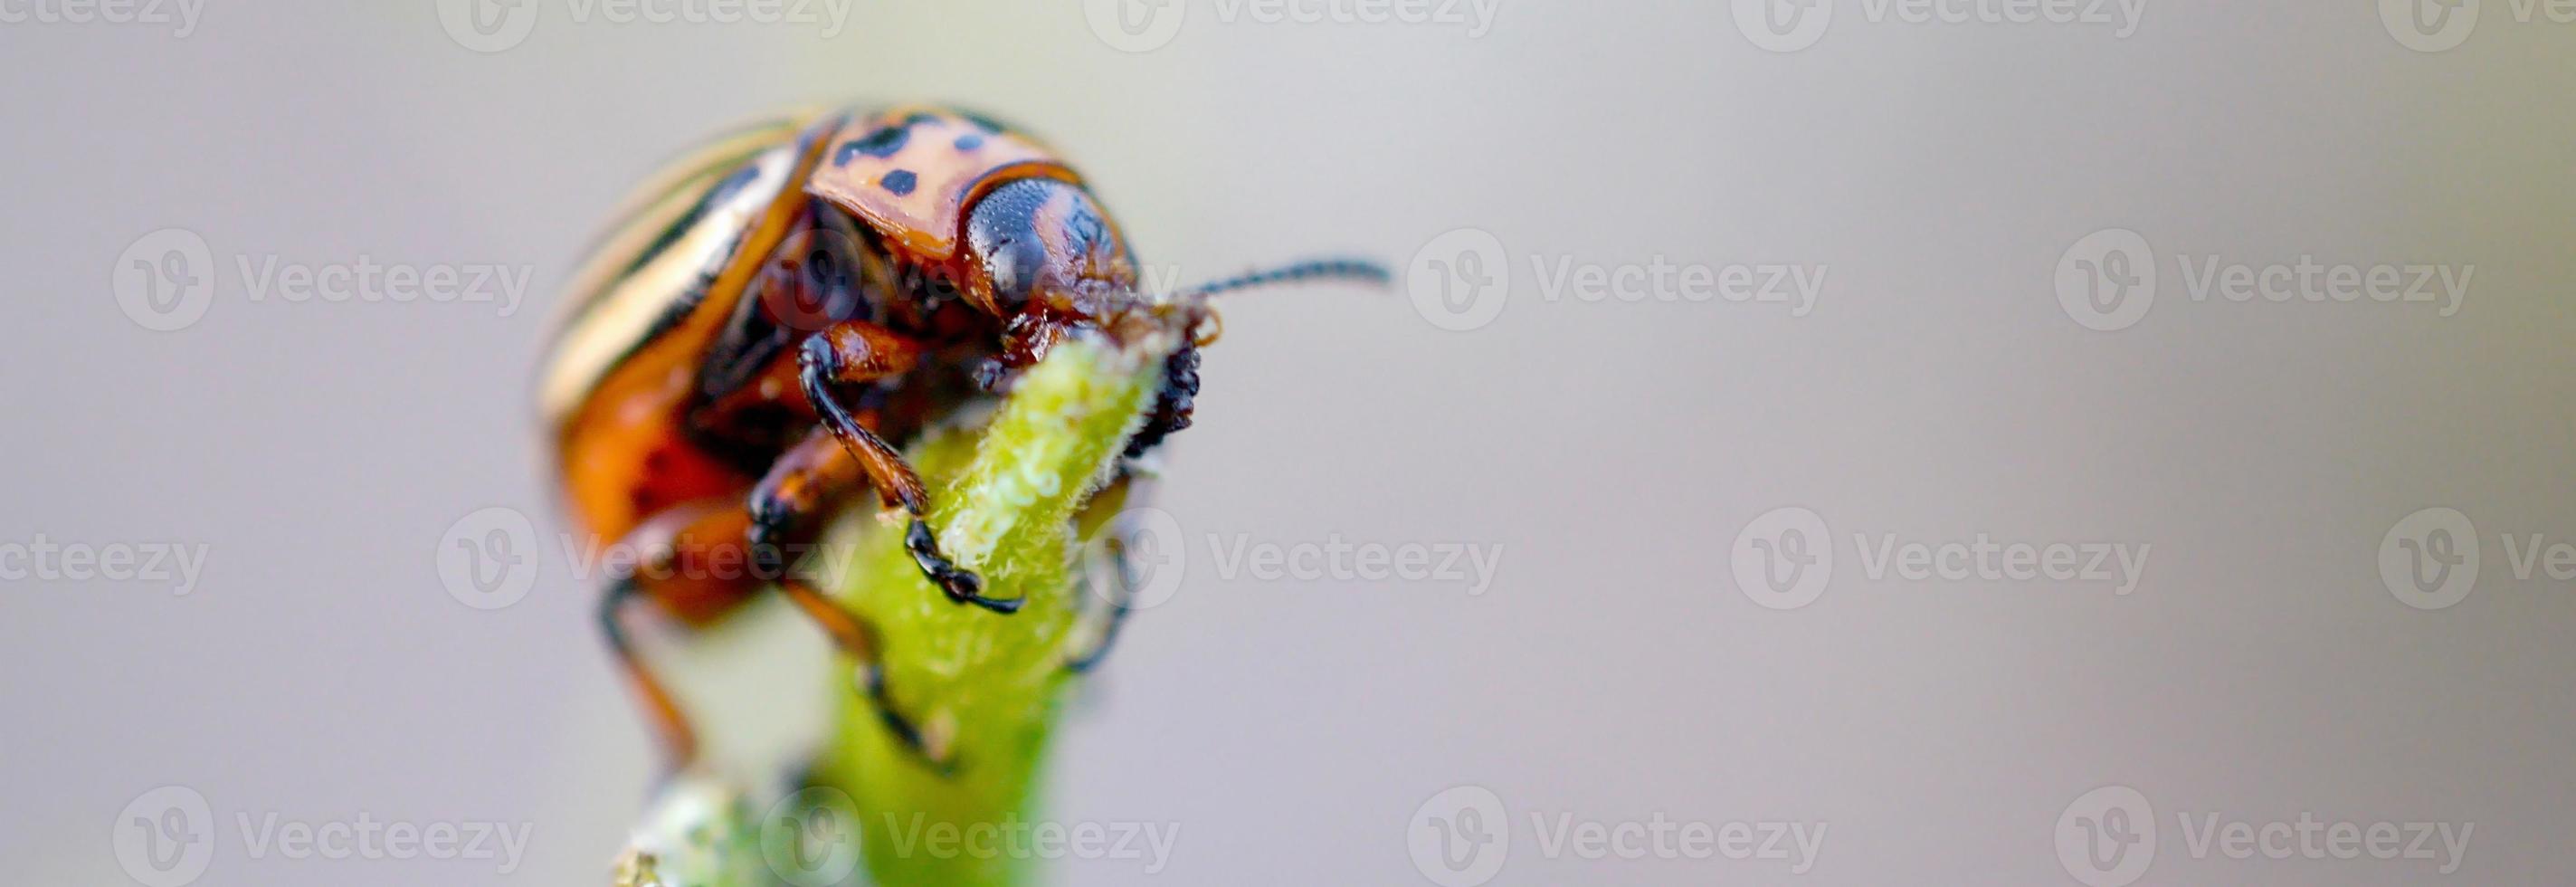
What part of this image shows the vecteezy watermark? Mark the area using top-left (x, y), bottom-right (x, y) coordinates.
top-left (1729, 507), bottom-right (2149, 610)
top-left (1086, 507), bottom-right (1504, 606)
top-left (113, 786), bottom-right (535, 884)
top-left (1405, 226), bottom-right (1824, 331)
top-left (439, 507), bottom-right (542, 610)
top-left (116, 787), bottom-right (214, 887)
top-left (1084, 0), bottom-right (1501, 52)
top-left (433, 503), bottom-right (943, 612)
top-left (1407, 785), bottom-right (1825, 885)
top-left (2054, 785), bottom-right (2474, 886)
top-left (0, 0), bottom-right (204, 36)
top-left (0, 534), bottom-right (210, 596)
top-left (1730, 0), bottom-right (2144, 52)
top-left (437, 0), bottom-right (856, 53)
top-left (2381, 0), bottom-right (2576, 52)
top-left (2054, 227), bottom-right (2472, 331)
top-left (2378, 506), bottom-right (2576, 610)
top-left (758, 787), bottom-right (1179, 882)
top-left (437, 501), bottom-right (1503, 612)
top-left (433, 503), bottom-right (856, 612)
top-left (113, 228), bottom-right (532, 331)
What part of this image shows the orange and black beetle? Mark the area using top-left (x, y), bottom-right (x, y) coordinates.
top-left (538, 104), bottom-right (1383, 770)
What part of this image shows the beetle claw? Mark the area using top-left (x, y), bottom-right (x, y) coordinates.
top-left (904, 519), bottom-right (1022, 614)
top-left (938, 568), bottom-right (1022, 615)
top-left (858, 663), bottom-right (959, 777)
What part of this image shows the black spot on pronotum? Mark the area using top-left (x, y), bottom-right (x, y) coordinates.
top-left (834, 126), bottom-right (908, 167)
top-left (879, 169), bottom-right (918, 196)
top-left (953, 133), bottom-right (986, 152)
top-left (959, 111), bottom-right (1009, 134)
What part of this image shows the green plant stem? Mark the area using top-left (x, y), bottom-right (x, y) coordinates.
top-left (613, 328), bottom-right (1176, 887)
top-left (808, 332), bottom-right (1172, 887)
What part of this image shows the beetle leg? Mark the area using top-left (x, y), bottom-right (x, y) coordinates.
top-left (746, 429), bottom-right (955, 771)
top-left (775, 574), bottom-right (955, 774)
top-left (601, 577), bottom-right (699, 774)
top-left (595, 500), bottom-right (744, 776)
top-left (798, 320), bottom-right (1022, 615)
top-left (1061, 537), bottom-right (1139, 674)
top-left (1061, 472), bottom-right (1142, 674)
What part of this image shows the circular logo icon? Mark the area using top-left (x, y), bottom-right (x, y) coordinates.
top-left (114, 229), bottom-right (216, 332)
top-left (1407, 228), bottom-right (1510, 331)
top-left (1086, 506), bottom-right (1187, 611)
top-left (114, 786), bottom-right (214, 887)
top-left (2381, 0), bottom-right (2478, 52)
top-left (1732, 507), bottom-right (1833, 610)
top-left (1086, 0), bottom-right (1186, 52)
top-left (2056, 228), bottom-right (2157, 331)
top-left (761, 787), bottom-right (862, 887)
top-left (440, 0), bottom-right (540, 52)
top-left (2381, 507), bottom-right (2479, 610)
top-left (1407, 786), bottom-right (1508, 886)
top-left (2055, 786), bottom-right (2156, 887)
top-left (438, 507), bottom-right (540, 610)
top-left (763, 227), bottom-right (874, 333)
top-left (1732, 0), bottom-right (1833, 52)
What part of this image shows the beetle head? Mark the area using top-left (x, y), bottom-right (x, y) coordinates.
top-left (962, 177), bottom-right (1136, 320)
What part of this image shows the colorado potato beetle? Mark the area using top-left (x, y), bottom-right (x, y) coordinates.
top-left (538, 104), bottom-right (1384, 771)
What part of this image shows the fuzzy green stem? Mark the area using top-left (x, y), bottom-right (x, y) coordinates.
top-left (613, 329), bottom-right (1176, 887)
top-left (809, 333), bottom-right (1171, 887)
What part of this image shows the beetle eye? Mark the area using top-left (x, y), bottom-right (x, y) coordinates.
top-left (983, 234), bottom-right (1046, 311)
top-left (966, 179), bottom-right (1060, 315)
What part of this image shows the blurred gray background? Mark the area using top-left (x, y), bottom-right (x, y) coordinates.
top-left (3, 2), bottom-right (2571, 884)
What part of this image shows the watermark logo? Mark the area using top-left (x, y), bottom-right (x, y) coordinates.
top-left (115, 228), bottom-right (217, 332)
top-left (116, 787), bottom-right (214, 887)
top-left (1085, 506), bottom-right (1505, 604)
top-left (2056, 228), bottom-right (2471, 330)
top-left (439, 507), bottom-right (540, 610)
top-left (1408, 227), bottom-right (1824, 331)
top-left (761, 787), bottom-right (864, 887)
top-left (440, 0), bottom-right (856, 52)
top-left (2384, 0), bottom-right (2576, 52)
top-left (1732, 508), bottom-right (2152, 609)
top-left (2381, 0), bottom-right (2480, 52)
top-left (1408, 785), bottom-right (1824, 882)
top-left (1408, 787), bottom-right (1510, 886)
top-left (1732, 507), bottom-right (1834, 610)
top-left (2375, 509), bottom-right (2576, 610)
top-left (2056, 786), bottom-right (2155, 886)
top-left (1085, 0), bottom-right (1186, 52)
top-left (2055, 228), bottom-right (2156, 331)
top-left (443, 503), bottom-right (1497, 615)
top-left (1088, 0), bottom-right (1499, 52)
top-left (113, 787), bottom-right (533, 880)
top-left (1733, 0), bottom-right (2143, 52)
top-left (439, 0), bottom-right (540, 52)
top-left (756, 787), bottom-right (1177, 874)
top-left (0, 0), bottom-right (204, 36)
top-left (1731, 0), bottom-right (1832, 51)
top-left (2380, 507), bottom-right (2479, 610)
top-left (1408, 227), bottom-right (1512, 331)
top-left (2058, 785), bottom-right (2475, 881)
top-left (112, 229), bottom-right (535, 331)
top-left (1082, 506), bottom-right (1190, 611)
top-left (0, 535), bottom-right (210, 596)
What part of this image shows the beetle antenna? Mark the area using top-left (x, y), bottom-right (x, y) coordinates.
top-left (1174, 257), bottom-right (1391, 300)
